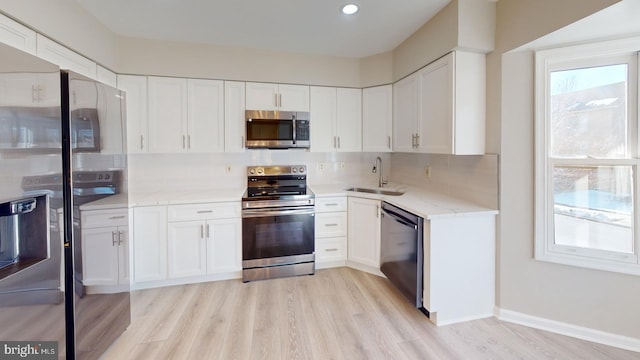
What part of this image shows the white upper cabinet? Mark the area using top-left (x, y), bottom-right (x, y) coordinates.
top-left (36, 34), bottom-right (97, 80)
top-left (148, 76), bottom-right (187, 153)
top-left (310, 86), bottom-right (362, 153)
top-left (0, 72), bottom-right (60, 107)
top-left (188, 79), bottom-right (224, 153)
top-left (96, 65), bottom-right (117, 88)
top-left (362, 85), bottom-right (393, 152)
top-left (117, 75), bottom-right (148, 153)
top-left (246, 82), bottom-right (309, 111)
top-left (147, 76), bottom-right (224, 153)
top-left (393, 51), bottom-right (485, 155)
top-left (393, 73), bottom-right (419, 152)
top-left (224, 81), bottom-right (246, 153)
top-left (0, 13), bottom-right (36, 54)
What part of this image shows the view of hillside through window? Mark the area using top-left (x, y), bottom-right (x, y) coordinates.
top-left (550, 64), bottom-right (634, 254)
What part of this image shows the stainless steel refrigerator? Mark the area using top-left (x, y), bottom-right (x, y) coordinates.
top-left (0, 42), bottom-right (130, 359)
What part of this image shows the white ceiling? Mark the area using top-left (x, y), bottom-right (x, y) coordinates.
top-left (74, 0), bottom-right (451, 58)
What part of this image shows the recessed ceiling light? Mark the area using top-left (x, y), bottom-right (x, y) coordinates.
top-left (342, 4), bottom-right (359, 15)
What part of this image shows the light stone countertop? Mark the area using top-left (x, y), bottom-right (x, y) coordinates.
top-left (78, 183), bottom-right (498, 220)
top-left (309, 183), bottom-right (498, 220)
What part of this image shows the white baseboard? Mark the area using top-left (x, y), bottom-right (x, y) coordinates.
top-left (495, 307), bottom-right (640, 353)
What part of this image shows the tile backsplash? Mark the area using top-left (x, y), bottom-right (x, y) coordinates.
top-left (390, 153), bottom-right (499, 209)
top-left (128, 151), bottom-right (499, 209)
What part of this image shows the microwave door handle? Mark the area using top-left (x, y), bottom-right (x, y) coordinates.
top-left (292, 118), bottom-right (297, 144)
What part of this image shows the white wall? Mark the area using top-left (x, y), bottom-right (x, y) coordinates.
top-left (0, 0), bottom-right (119, 69)
top-left (495, 0), bottom-right (640, 342)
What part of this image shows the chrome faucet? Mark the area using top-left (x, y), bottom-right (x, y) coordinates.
top-left (372, 156), bottom-right (388, 187)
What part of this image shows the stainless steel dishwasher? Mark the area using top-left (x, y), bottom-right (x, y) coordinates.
top-left (380, 201), bottom-right (425, 312)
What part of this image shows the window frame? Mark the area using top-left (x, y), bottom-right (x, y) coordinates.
top-left (534, 37), bottom-right (640, 275)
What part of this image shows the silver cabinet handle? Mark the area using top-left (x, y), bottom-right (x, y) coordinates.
top-left (140, 135), bottom-right (144, 150)
top-left (325, 248), bottom-right (338, 252)
top-left (278, 93), bottom-right (282, 108)
top-left (197, 210), bottom-right (213, 214)
top-left (200, 225), bottom-right (204, 239)
top-left (325, 223), bottom-right (338, 227)
top-left (415, 134), bottom-right (420, 148)
top-left (109, 215), bottom-right (125, 220)
top-left (275, 93), bottom-right (278, 107)
top-left (324, 203), bottom-right (339, 206)
top-left (188, 135), bottom-right (191, 149)
top-left (333, 136), bottom-right (337, 148)
top-left (411, 134), bottom-right (415, 148)
top-left (388, 135), bottom-right (391, 149)
top-left (32, 85), bottom-right (38, 103)
top-left (182, 135), bottom-right (186, 149)
top-left (112, 231), bottom-right (118, 246)
top-left (337, 136), bottom-right (341, 149)
top-left (118, 231), bottom-right (125, 245)
top-left (206, 224), bottom-right (210, 238)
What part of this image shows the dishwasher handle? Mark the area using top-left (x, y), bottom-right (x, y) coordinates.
top-left (382, 209), bottom-right (418, 230)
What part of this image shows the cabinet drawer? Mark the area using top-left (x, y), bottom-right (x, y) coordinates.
top-left (81, 209), bottom-right (128, 228)
top-left (315, 212), bottom-right (347, 238)
top-left (316, 237), bottom-right (346, 261)
top-left (315, 197), bottom-right (347, 212)
top-left (168, 202), bottom-right (240, 221)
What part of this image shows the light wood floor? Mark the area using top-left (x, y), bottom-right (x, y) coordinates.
top-left (102, 267), bottom-right (639, 360)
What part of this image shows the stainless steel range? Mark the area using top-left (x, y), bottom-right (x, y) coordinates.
top-left (241, 165), bottom-right (315, 282)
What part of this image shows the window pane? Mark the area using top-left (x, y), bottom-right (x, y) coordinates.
top-left (550, 64), bottom-right (627, 158)
top-left (553, 165), bottom-right (634, 253)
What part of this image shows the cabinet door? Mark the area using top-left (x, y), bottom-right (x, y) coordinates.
top-left (418, 54), bottom-right (453, 154)
top-left (347, 197), bottom-right (380, 268)
top-left (148, 76), bottom-right (188, 153)
top-left (0, 13), bottom-right (36, 54)
top-left (363, 85), bottom-right (393, 152)
top-left (168, 220), bottom-right (207, 278)
top-left (96, 83), bottom-right (125, 154)
top-left (82, 227), bottom-right (119, 286)
top-left (224, 81), bottom-right (246, 152)
top-left (393, 73), bottom-right (419, 152)
top-left (245, 82), bottom-right (278, 110)
top-left (188, 79), bottom-right (224, 152)
top-left (0, 73), bottom-right (39, 106)
top-left (310, 86), bottom-right (336, 152)
top-left (96, 65), bottom-right (117, 88)
top-left (36, 34), bottom-right (97, 80)
top-left (70, 78), bottom-right (98, 110)
top-left (133, 206), bottom-right (167, 283)
top-left (336, 88), bottom-right (362, 152)
top-left (206, 218), bottom-right (241, 274)
top-left (278, 84), bottom-right (309, 111)
top-left (117, 75), bottom-right (148, 153)
top-left (117, 227), bottom-right (130, 285)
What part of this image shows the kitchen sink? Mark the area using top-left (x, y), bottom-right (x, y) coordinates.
top-left (344, 187), bottom-right (405, 196)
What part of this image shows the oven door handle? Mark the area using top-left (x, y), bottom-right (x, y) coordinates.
top-left (242, 207), bottom-right (315, 218)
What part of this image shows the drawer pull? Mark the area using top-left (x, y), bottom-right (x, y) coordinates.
top-left (109, 216), bottom-right (126, 220)
top-left (197, 210), bottom-right (214, 214)
top-left (325, 248), bottom-right (339, 252)
top-left (324, 203), bottom-right (339, 206)
top-left (324, 223), bottom-right (338, 227)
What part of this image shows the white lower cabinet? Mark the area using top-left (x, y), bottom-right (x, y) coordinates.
top-left (133, 202), bottom-right (241, 288)
top-left (133, 206), bottom-right (168, 283)
top-left (81, 208), bottom-right (129, 293)
top-left (315, 197), bottom-right (348, 267)
top-left (347, 197), bottom-right (381, 272)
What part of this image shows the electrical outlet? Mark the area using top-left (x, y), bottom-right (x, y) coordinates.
top-left (317, 162), bottom-right (325, 173)
top-left (225, 164), bottom-right (232, 174)
top-left (425, 166), bottom-right (431, 178)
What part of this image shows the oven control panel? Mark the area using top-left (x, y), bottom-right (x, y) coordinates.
top-left (247, 165), bottom-right (306, 176)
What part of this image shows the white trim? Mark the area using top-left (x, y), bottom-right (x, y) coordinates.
top-left (496, 307), bottom-right (640, 353)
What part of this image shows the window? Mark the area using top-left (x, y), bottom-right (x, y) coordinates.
top-left (535, 38), bottom-right (640, 275)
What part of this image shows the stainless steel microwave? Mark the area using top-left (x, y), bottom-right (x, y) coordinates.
top-left (245, 110), bottom-right (310, 149)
